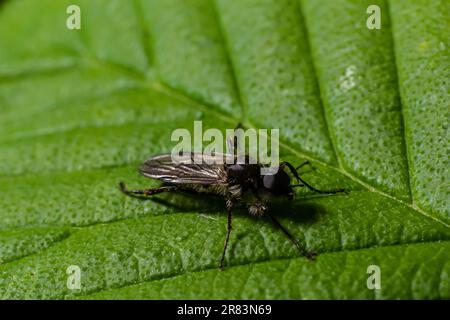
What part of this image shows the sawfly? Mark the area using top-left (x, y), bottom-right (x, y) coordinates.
top-left (119, 128), bottom-right (346, 270)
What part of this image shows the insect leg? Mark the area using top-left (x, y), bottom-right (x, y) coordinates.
top-left (283, 161), bottom-right (346, 194)
top-left (282, 161), bottom-right (301, 180)
top-left (295, 160), bottom-right (310, 171)
top-left (119, 182), bottom-right (177, 198)
top-left (268, 213), bottom-right (316, 260)
top-left (291, 177), bottom-right (346, 194)
top-left (219, 199), bottom-right (234, 270)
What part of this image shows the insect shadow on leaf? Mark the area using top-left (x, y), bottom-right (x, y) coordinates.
top-left (119, 127), bottom-right (347, 270)
top-left (228, 202), bottom-right (324, 262)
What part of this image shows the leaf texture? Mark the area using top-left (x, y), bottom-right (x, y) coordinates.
top-left (0, 0), bottom-right (448, 299)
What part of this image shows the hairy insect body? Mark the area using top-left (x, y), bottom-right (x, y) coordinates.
top-left (169, 162), bottom-right (271, 217)
top-left (176, 183), bottom-right (228, 197)
top-left (120, 150), bottom-right (345, 269)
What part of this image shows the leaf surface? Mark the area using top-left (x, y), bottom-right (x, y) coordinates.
top-left (0, 0), bottom-right (448, 299)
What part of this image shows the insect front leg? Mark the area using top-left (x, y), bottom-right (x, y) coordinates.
top-left (119, 182), bottom-right (177, 198)
top-left (295, 160), bottom-right (310, 171)
top-left (282, 161), bottom-right (347, 194)
top-left (219, 198), bottom-right (235, 271)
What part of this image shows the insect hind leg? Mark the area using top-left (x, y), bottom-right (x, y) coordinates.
top-left (119, 182), bottom-right (177, 198)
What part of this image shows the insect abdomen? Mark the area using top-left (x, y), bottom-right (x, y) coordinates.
top-left (178, 184), bottom-right (228, 197)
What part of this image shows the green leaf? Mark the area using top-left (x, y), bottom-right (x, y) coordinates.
top-left (0, 0), bottom-right (448, 299)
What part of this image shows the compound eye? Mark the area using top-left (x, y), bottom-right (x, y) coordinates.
top-left (263, 175), bottom-right (276, 190)
top-left (263, 170), bottom-right (291, 195)
top-left (229, 164), bottom-right (244, 172)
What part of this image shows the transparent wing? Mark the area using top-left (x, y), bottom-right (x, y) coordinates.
top-left (139, 153), bottom-right (230, 185)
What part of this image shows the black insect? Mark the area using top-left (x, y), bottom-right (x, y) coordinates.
top-left (119, 131), bottom-right (345, 270)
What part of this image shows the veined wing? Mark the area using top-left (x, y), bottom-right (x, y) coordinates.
top-left (139, 153), bottom-right (230, 185)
